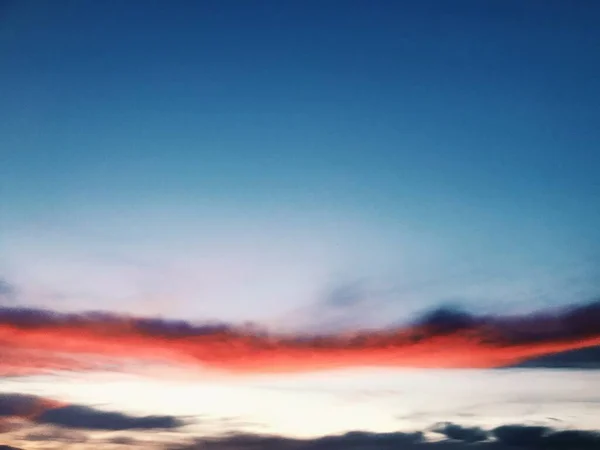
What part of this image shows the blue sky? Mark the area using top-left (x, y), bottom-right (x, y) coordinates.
top-left (1, 0), bottom-right (599, 324)
top-left (1, 2), bottom-right (600, 449)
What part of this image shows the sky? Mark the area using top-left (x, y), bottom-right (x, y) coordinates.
top-left (1, 1), bottom-right (600, 449)
top-left (1, 0), bottom-right (600, 323)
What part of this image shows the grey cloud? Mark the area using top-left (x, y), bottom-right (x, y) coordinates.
top-left (541, 430), bottom-right (600, 449)
top-left (412, 299), bottom-right (600, 346)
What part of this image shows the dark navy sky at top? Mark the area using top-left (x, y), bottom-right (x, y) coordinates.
top-left (1, 0), bottom-right (599, 259)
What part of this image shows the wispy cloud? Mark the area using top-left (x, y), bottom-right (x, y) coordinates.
top-left (0, 300), bottom-right (599, 376)
top-left (0, 278), bottom-right (16, 305)
top-left (20, 427), bottom-right (88, 444)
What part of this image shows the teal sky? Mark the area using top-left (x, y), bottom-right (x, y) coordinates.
top-left (1, 0), bottom-right (599, 326)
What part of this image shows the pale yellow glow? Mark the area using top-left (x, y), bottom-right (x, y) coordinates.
top-left (2, 368), bottom-right (599, 438)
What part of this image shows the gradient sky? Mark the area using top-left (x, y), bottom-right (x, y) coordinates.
top-left (2, 0), bottom-right (600, 326)
top-left (1, 1), bottom-right (600, 449)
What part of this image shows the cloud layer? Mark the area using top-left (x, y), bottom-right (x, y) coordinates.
top-left (0, 301), bottom-right (599, 376)
top-left (174, 424), bottom-right (600, 450)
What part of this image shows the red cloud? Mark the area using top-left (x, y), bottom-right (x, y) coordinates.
top-left (0, 302), bottom-right (599, 376)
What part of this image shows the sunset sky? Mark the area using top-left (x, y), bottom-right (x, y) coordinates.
top-left (1, 1), bottom-right (599, 449)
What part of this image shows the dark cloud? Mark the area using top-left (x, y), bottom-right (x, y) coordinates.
top-left (0, 393), bottom-right (185, 431)
top-left (562, 301), bottom-right (600, 341)
top-left (2, 300), bottom-right (599, 344)
top-left (38, 405), bottom-right (183, 430)
top-left (0, 446), bottom-right (23, 450)
top-left (0, 393), bottom-right (55, 417)
top-left (0, 306), bottom-right (232, 338)
top-left (311, 431), bottom-right (424, 449)
top-left (492, 300), bottom-right (600, 345)
top-left (412, 299), bottom-right (600, 348)
top-left (492, 424), bottom-right (600, 449)
top-left (510, 345), bottom-right (600, 369)
top-left (492, 425), bottom-right (549, 446)
top-left (415, 306), bottom-right (478, 336)
top-left (431, 422), bottom-right (488, 442)
top-left (180, 431), bottom-right (425, 450)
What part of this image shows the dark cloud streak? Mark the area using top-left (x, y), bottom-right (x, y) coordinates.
top-left (38, 405), bottom-right (183, 430)
top-left (0, 393), bottom-right (184, 431)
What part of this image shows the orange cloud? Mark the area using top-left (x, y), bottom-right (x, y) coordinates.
top-left (0, 302), bottom-right (599, 376)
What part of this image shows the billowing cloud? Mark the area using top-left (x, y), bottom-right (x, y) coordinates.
top-left (0, 393), bottom-right (184, 431)
top-left (0, 301), bottom-right (599, 376)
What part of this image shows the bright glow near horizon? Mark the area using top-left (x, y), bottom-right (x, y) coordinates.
top-left (2, 368), bottom-right (599, 439)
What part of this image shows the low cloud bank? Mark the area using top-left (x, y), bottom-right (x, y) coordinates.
top-left (176, 424), bottom-right (600, 449)
top-left (2, 394), bottom-right (599, 450)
